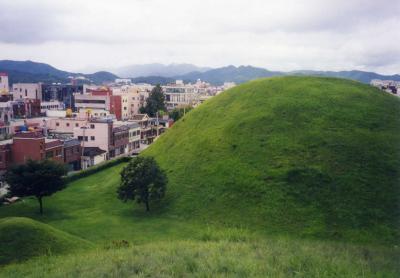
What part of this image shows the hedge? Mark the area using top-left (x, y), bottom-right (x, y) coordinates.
top-left (63, 156), bottom-right (132, 184)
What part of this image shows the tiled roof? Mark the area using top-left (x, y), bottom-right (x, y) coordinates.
top-left (83, 147), bottom-right (106, 157)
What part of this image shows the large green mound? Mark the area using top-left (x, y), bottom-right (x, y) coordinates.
top-left (0, 217), bottom-right (92, 264)
top-left (145, 76), bottom-right (400, 242)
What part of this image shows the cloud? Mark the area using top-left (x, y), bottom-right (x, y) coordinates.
top-left (0, 0), bottom-right (398, 74)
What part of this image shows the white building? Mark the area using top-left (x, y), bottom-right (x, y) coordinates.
top-left (12, 83), bottom-right (42, 100)
top-left (0, 73), bottom-right (9, 94)
top-left (163, 81), bottom-right (199, 110)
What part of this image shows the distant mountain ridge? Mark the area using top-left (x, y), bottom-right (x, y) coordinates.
top-left (114, 63), bottom-right (211, 78)
top-left (1, 60), bottom-right (399, 85)
top-left (0, 60), bottom-right (118, 85)
top-left (175, 66), bottom-right (400, 85)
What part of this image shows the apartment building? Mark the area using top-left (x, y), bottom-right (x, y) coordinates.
top-left (163, 81), bottom-right (199, 110)
top-left (113, 85), bottom-right (146, 119)
top-left (74, 89), bottom-right (122, 120)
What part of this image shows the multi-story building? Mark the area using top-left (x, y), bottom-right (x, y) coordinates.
top-left (163, 81), bottom-right (199, 110)
top-left (74, 89), bottom-right (122, 120)
top-left (114, 122), bottom-right (141, 154)
top-left (110, 125), bottom-right (129, 158)
top-left (113, 85), bottom-right (145, 119)
top-left (73, 118), bottom-right (113, 157)
top-left (42, 84), bottom-right (83, 110)
top-left (11, 131), bottom-right (64, 165)
top-left (0, 73), bottom-right (9, 94)
top-left (12, 83), bottom-right (42, 100)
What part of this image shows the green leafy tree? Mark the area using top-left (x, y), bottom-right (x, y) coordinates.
top-left (5, 160), bottom-right (67, 214)
top-left (141, 85), bottom-right (166, 117)
top-left (169, 106), bottom-right (193, 122)
top-left (118, 156), bottom-right (167, 212)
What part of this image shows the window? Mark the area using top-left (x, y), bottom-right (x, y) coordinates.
top-left (90, 124), bottom-right (95, 129)
top-left (78, 136), bottom-right (83, 141)
top-left (75, 123), bottom-right (79, 127)
top-left (46, 151), bottom-right (53, 158)
top-left (56, 122), bottom-right (60, 127)
top-left (91, 136), bottom-right (95, 141)
top-left (66, 123), bottom-right (70, 127)
top-left (56, 149), bottom-right (61, 156)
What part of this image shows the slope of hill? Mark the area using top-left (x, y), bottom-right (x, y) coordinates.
top-left (0, 159), bottom-right (398, 276)
top-left (0, 217), bottom-right (92, 265)
top-left (144, 76), bottom-right (400, 242)
top-left (2, 238), bottom-right (398, 277)
top-left (0, 60), bottom-right (118, 85)
top-left (115, 63), bottom-right (211, 78)
top-left (290, 70), bottom-right (400, 83)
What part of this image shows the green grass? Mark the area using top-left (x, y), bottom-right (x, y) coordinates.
top-left (1, 238), bottom-right (399, 277)
top-left (0, 76), bottom-right (399, 276)
top-left (0, 163), bottom-right (204, 245)
top-left (144, 76), bottom-right (400, 243)
top-left (0, 217), bottom-right (92, 265)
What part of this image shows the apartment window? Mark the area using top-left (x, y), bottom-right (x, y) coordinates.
top-left (56, 122), bottom-right (60, 127)
top-left (66, 123), bottom-right (70, 127)
top-left (46, 151), bottom-right (54, 158)
top-left (90, 124), bottom-right (95, 129)
top-left (56, 149), bottom-right (61, 156)
top-left (91, 136), bottom-right (95, 141)
top-left (75, 123), bottom-right (79, 127)
top-left (25, 91), bottom-right (27, 97)
top-left (78, 136), bottom-right (83, 141)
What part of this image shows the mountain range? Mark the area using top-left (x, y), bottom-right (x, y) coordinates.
top-left (0, 60), bottom-right (117, 85)
top-left (114, 63), bottom-right (211, 78)
top-left (1, 60), bottom-right (399, 86)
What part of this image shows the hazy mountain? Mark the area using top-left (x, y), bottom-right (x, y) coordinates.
top-left (176, 65), bottom-right (284, 85)
top-left (175, 66), bottom-right (400, 85)
top-left (1, 60), bottom-right (399, 86)
top-left (115, 63), bottom-right (212, 78)
top-left (131, 76), bottom-right (175, 85)
top-left (0, 60), bottom-right (118, 85)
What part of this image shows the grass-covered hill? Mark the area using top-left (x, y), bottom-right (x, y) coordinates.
top-left (0, 76), bottom-right (399, 276)
top-left (144, 76), bottom-right (400, 243)
top-left (0, 163), bottom-right (398, 276)
top-left (0, 217), bottom-right (92, 265)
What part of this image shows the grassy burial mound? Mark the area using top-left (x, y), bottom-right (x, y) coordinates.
top-left (0, 217), bottom-right (92, 265)
top-left (144, 76), bottom-right (400, 242)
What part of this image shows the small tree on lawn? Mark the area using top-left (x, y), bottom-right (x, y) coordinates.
top-left (118, 156), bottom-right (167, 212)
top-left (5, 159), bottom-right (67, 214)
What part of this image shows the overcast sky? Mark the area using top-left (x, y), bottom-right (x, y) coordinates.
top-left (0, 0), bottom-right (399, 74)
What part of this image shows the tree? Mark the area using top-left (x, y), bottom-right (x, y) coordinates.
top-left (118, 156), bottom-right (167, 212)
top-left (169, 106), bottom-right (193, 122)
top-left (5, 160), bottom-right (67, 214)
top-left (141, 85), bottom-right (166, 117)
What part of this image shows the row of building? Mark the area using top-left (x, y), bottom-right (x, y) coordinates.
top-left (0, 72), bottom-right (234, 175)
top-left (0, 112), bottom-right (169, 174)
top-left (370, 79), bottom-right (400, 96)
